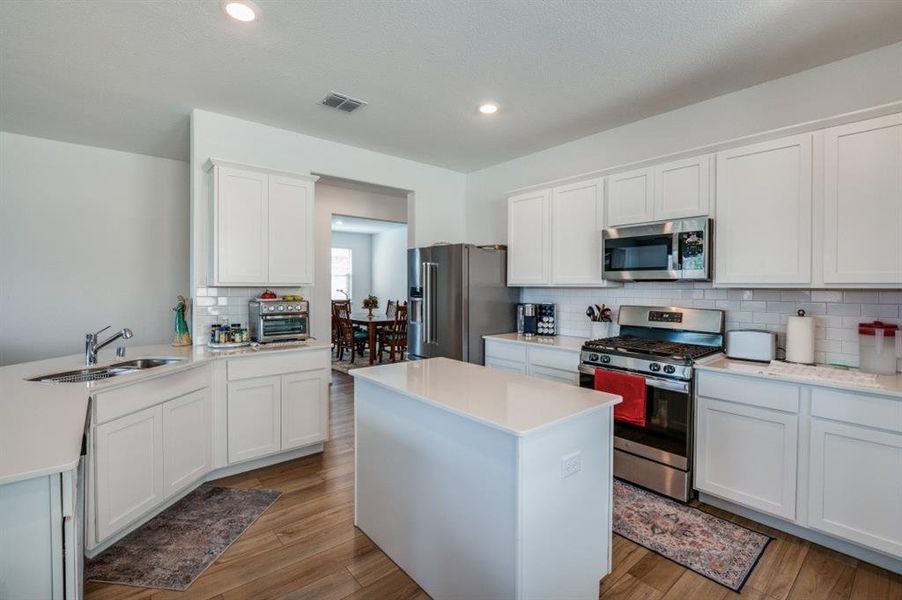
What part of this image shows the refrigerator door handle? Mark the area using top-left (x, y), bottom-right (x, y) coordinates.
top-left (422, 262), bottom-right (438, 344)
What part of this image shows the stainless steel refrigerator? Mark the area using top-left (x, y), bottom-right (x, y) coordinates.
top-left (408, 244), bottom-right (519, 365)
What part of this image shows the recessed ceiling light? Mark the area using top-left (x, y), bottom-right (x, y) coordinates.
top-left (335, 220), bottom-right (344, 225)
top-left (478, 102), bottom-right (499, 115)
top-left (222, 0), bottom-right (259, 22)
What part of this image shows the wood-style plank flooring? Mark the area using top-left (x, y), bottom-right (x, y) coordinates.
top-left (87, 371), bottom-right (902, 600)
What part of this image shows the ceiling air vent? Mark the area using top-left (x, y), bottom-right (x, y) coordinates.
top-left (320, 91), bottom-right (367, 113)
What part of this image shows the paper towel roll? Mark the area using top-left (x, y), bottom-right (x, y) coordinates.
top-left (786, 310), bottom-right (816, 364)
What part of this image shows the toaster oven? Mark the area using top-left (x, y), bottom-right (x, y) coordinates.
top-left (249, 299), bottom-right (309, 343)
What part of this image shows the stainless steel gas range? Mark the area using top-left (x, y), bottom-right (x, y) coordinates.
top-left (578, 305), bottom-right (724, 501)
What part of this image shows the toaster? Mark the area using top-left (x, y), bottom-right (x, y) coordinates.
top-left (726, 330), bottom-right (777, 362)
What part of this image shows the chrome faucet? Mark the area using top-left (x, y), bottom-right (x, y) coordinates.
top-left (85, 325), bottom-right (134, 365)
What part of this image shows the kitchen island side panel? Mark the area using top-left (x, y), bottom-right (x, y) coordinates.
top-left (354, 378), bottom-right (519, 599)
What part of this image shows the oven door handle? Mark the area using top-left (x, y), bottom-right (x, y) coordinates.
top-left (579, 364), bottom-right (690, 393)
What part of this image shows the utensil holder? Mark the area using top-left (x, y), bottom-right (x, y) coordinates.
top-left (590, 321), bottom-right (611, 339)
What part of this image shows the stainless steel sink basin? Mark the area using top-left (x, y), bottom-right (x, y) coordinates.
top-left (27, 357), bottom-right (184, 383)
top-left (110, 358), bottom-right (184, 369)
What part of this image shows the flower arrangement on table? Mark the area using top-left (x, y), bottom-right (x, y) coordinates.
top-left (362, 295), bottom-right (379, 317)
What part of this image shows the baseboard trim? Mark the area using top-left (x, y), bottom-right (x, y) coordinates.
top-left (699, 492), bottom-right (902, 575)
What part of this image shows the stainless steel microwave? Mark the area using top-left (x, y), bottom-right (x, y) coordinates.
top-left (602, 218), bottom-right (712, 281)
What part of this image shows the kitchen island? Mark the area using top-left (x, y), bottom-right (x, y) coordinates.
top-left (352, 357), bottom-right (621, 600)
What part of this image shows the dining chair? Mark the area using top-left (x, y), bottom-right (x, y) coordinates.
top-left (386, 299), bottom-right (397, 319)
top-left (378, 304), bottom-right (408, 363)
top-left (331, 300), bottom-right (351, 358)
top-left (335, 303), bottom-right (367, 362)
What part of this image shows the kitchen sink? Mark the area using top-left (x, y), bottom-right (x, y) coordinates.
top-left (110, 358), bottom-right (184, 369)
top-left (27, 358), bottom-right (184, 384)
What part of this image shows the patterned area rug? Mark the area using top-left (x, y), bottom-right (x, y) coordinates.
top-left (613, 479), bottom-right (770, 591)
top-left (86, 485), bottom-right (281, 591)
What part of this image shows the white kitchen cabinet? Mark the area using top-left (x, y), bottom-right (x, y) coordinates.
top-left (653, 154), bottom-right (711, 221)
top-left (214, 166), bottom-right (268, 285)
top-left (822, 113), bottom-right (902, 285)
top-left (227, 376), bottom-right (282, 464)
top-left (550, 178), bottom-right (606, 285)
top-left (607, 167), bottom-right (654, 226)
top-left (94, 405), bottom-right (164, 542)
top-left (484, 338), bottom-right (580, 384)
top-left (162, 388), bottom-right (212, 499)
top-left (715, 134), bottom-right (812, 285)
top-left (808, 418), bottom-right (902, 557)
top-left (484, 357), bottom-right (527, 375)
top-left (210, 160), bottom-right (317, 286)
top-left (281, 371), bottom-right (328, 451)
top-left (507, 189), bottom-right (550, 285)
top-left (268, 175), bottom-right (315, 285)
top-left (695, 396), bottom-right (798, 520)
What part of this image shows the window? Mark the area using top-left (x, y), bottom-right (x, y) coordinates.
top-left (331, 247), bottom-right (353, 300)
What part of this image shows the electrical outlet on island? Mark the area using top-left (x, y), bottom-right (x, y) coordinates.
top-left (561, 451), bottom-right (582, 479)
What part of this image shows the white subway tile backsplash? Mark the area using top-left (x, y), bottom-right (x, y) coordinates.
top-left (521, 283), bottom-right (902, 369)
top-left (842, 291), bottom-right (878, 304)
top-left (811, 290), bottom-right (843, 302)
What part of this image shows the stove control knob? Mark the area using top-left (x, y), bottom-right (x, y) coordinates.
top-left (649, 363), bottom-right (661, 372)
top-left (601, 355), bottom-right (611, 364)
top-left (588, 353), bottom-right (600, 362)
top-left (663, 365), bottom-right (676, 374)
top-left (278, 305), bottom-right (285, 311)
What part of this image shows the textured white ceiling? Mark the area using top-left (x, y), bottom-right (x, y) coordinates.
top-left (2, 1), bottom-right (902, 171)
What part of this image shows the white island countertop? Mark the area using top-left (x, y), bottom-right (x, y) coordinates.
top-left (0, 340), bottom-right (331, 486)
top-left (351, 357), bottom-right (620, 436)
top-left (483, 332), bottom-right (587, 352)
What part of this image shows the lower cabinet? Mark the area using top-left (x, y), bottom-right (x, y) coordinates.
top-left (94, 405), bottom-right (164, 542)
top-left (808, 419), bottom-right (902, 557)
top-left (227, 370), bottom-right (329, 464)
top-left (227, 376), bottom-right (282, 463)
top-left (484, 339), bottom-right (580, 384)
top-left (281, 372), bottom-right (328, 451)
top-left (695, 396), bottom-right (798, 520)
top-left (162, 388), bottom-right (212, 498)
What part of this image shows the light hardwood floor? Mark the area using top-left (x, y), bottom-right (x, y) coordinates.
top-left (87, 371), bottom-right (902, 600)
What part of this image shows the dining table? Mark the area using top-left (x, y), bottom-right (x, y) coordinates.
top-left (349, 311), bottom-right (396, 365)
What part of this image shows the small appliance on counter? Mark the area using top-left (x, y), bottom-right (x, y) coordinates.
top-left (725, 330), bottom-right (777, 362)
top-left (517, 303), bottom-right (555, 336)
top-left (249, 298), bottom-right (309, 343)
top-left (858, 321), bottom-right (901, 375)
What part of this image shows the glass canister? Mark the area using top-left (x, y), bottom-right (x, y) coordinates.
top-left (858, 321), bottom-right (901, 375)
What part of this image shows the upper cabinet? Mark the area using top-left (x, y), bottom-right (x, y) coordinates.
top-left (822, 113), bottom-right (902, 285)
top-left (653, 155), bottom-right (711, 221)
top-left (607, 154), bottom-right (712, 227)
top-left (607, 167), bottom-right (654, 226)
top-left (550, 178), bottom-right (606, 286)
top-left (715, 134), bottom-right (812, 286)
top-left (508, 178), bottom-right (614, 287)
top-left (507, 189), bottom-right (550, 285)
top-left (209, 160), bottom-right (317, 287)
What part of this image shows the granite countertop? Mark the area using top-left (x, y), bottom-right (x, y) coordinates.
top-left (696, 355), bottom-right (902, 399)
top-left (483, 332), bottom-right (587, 353)
top-left (0, 340), bottom-right (331, 486)
top-left (351, 357), bottom-right (620, 436)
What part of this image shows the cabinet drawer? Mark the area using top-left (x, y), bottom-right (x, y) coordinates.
top-left (227, 349), bottom-right (329, 381)
top-left (484, 357), bottom-right (527, 375)
top-left (529, 365), bottom-right (579, 386)
top-left (484, 340), bottom-right (527, 364)
top-left (528, 347), bottom-right (579, 373)
top-left (697, 371), bottom-right (799, 413)
top-left (94, 365), bottom-right (210, 424)
top-left (811, 388), bottom-right (902, 433)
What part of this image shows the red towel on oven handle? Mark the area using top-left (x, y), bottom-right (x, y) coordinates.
top-left (594, 369), bottom-right (647, 427)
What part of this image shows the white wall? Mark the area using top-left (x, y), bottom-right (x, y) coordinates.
top-left (0, 133), bottom-right (189, 365)
top-left (331, 231), bottom-right (373, 302)
top-left (465, 42), bottom-right (902, 244)
top-left (372, 226), bottom-right (409, 305)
